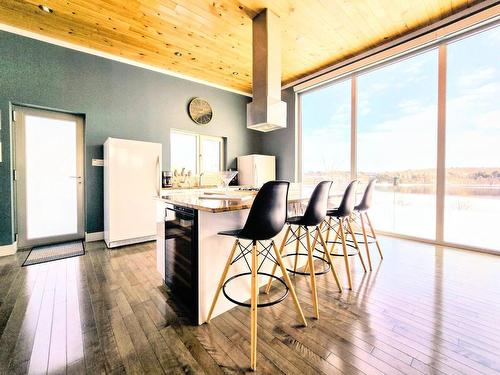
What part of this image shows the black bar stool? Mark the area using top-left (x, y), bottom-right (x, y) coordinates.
top-left (265, 181), bottom-right (342, 320)
top-left (206, 181), bottom-right (307, 371)
top-left (350, 179), bottom-right (383, 271)
top-left (324, 180), bottom-right (367, 290)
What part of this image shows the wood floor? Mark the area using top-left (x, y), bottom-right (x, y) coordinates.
top-left (0, 237), bottom-right (500, 374)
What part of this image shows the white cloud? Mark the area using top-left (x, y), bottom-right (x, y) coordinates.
top-left (358, 99), bottom-right (372, 116)
top-left (398, 99), bottom-right (425, 114)
top-left (471, 110), bottom-right (500, 131)
top-left (458, 67), bottom-right (496, 87)
top-left (357, 104), bottom-right (437, 171)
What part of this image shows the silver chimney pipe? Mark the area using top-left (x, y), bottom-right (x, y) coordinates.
top-left (247, 9), bottom-right (287, 132)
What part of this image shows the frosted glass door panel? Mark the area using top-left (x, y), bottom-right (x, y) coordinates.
top-left (25, 115), bottom-right (78, 239)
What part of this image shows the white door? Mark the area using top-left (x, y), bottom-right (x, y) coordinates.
top-left (14, 106), bottom-right (85, 249)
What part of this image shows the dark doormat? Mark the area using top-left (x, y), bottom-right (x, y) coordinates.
top-left (22, 240), bottom-right (85, 267)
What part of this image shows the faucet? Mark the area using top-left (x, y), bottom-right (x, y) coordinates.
top-left (198, 172), bottom-right (204, 187)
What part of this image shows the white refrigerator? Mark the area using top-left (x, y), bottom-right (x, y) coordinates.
top-left (237, 154), bottom-right (276, 188)
top-left (104, 137), bottom-right (162, 248)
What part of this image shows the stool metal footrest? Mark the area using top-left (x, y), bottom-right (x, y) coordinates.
top-left (344, 232), bottom-right (376, 244)
top-left (282, 253), bottom-right (331, 276)
top-left (222, 272), bottom-right (289, 308)
top-left (330, 249), bottom-right (359, 257)
top-left (325, 239), bottom-right (360, 253)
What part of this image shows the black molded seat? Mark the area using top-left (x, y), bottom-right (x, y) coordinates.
top-left (350, 178), bottom-right (383, 270)
top-left (218, 228), bottom-right (244, 238)
top-left (286, 181), bottom-right (332, 227)
top-left (209, 180), bottom-right (307, 371)
top-left (285, 216), bottom-right (303, 225)
top-left (266, 180), bottom-right (343, 318)
top-left (218, 180), bottom-right (290, 240)
top-left (355, 178), bottom-right (376, 212)
top-left (323, 180), bottom-right (367, 289)
top-left (327, 180), bottom-right (359, 218)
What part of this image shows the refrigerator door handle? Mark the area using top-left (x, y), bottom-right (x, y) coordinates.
top-left (254, 163), bottom-right (258, 188)
top-left (156, 156), bottom-right (160, 196)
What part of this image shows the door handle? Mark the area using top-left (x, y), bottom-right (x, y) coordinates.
top-left (69, 176), bottom-right (83, 184)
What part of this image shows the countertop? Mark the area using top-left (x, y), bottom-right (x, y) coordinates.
top-left (155, 184), bottom-right (341, 213)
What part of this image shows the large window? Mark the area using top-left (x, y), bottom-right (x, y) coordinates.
top-left (301, 79), bottom-right (351, 194)
top-left (299, 23), bottom-right (500, 252)
top-left (170, 130), bottom-right (224, 175)
top-left (444, 27), bottom-right (500, 249)
top-left (357, 50), bottom-right (438, 239)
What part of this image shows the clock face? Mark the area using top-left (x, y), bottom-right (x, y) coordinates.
top-left (188, 98), bottom-right (213, 125)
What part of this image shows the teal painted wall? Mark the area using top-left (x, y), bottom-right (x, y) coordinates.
top-left (0, 31), bottom-right (261, 245)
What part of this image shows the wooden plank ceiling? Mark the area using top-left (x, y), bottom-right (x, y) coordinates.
top-left (0, 0), bottom-right (483, 94)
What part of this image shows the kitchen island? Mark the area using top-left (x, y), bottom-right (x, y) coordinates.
top-left (155, 184), bottom-right (326, 325)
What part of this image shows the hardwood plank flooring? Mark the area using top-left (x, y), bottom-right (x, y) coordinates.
top-left (0, 238), bottom-right (499, 374)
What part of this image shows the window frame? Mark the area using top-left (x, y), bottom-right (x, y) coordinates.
top-left (170, 129), bottom-right (225, 174)
top-left (297, 19), bottom-right (500, 255)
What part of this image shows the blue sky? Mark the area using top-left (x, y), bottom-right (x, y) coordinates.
top-left (301, 25), bottom-right (500, 174)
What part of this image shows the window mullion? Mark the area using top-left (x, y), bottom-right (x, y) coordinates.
top-left (351, 76), bottom-right (357, 180)
top-left (436, 44), bottom-right (447, 242)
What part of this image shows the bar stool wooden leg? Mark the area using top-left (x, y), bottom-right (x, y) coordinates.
top-left (207, 240), bottom-right (239, 322)
top-left (293, 226), bottom-right (301, 272)
top-left (325, 217), bottom-right (332, 241)
top-left (359, 213), bottom-right (372, 271)
top-left (347, 219), bottom-right (367, 273)
top-left (338, 219), bottom-right (353, 290)
top-left (324, 217), bottom-right (333, 245)
top-left (323, 219), bottom-right (332, 260)
top-left (271, 242), bottom-right (307, 327)
top-left (265, 226), bottom-right (291, 294)
top-left (316, 222), bottom-right (327, 261)
top-left (310, 222), bottom-right (321, 252)
top-left (304, 228), bottom-right (319, 274)
top-left (365, 212), bottom-right (383, 259)
top-left (329, 224), bottom-right (341, 255)
top-left (317, 228), bottom-right (342, 292)
top-left (250, 241), bottom-right (258, 370)
top-left (305, 228), bottom-right (319, 319)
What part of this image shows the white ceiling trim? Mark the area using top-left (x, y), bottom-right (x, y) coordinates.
top-left (0, 22), bottom-right (252, 98)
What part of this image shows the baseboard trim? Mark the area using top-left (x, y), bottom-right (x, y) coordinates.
top-left (105, 235), bottom-right (156, 249)
top-left (0, 241), bottom-right (17, 257)
top-left (85, 231), bottom-right (104, 242)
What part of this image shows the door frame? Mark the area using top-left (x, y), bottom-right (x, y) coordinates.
top-left (13, 105), bottom-right (85, 249)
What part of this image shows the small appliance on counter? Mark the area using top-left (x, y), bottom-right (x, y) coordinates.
top-left (162, 171), bottom-right (173, 188)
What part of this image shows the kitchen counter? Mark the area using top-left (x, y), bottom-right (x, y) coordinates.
top-left (155, 183), bottom-right (326, 213)
top-left (155, 183), bottom-right (341, 325)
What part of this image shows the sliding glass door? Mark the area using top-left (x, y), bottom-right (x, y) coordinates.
top-left (299, 22), bottom-right (500, 252)
top-left (357, 50), bottom-right (438, 239)
top-left (444, 27), bottom-right (500, 250)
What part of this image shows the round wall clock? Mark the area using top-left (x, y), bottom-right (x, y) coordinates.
top-left (188, 97), bottom-right (213, 125)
